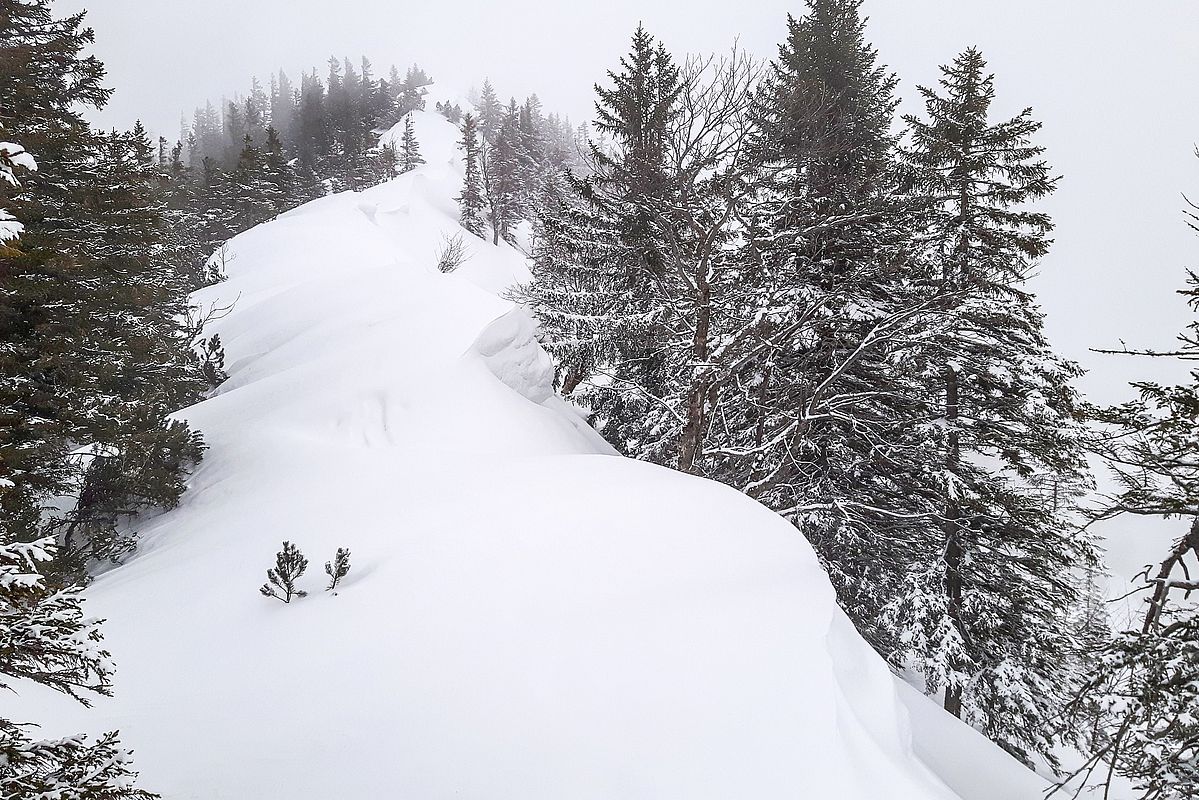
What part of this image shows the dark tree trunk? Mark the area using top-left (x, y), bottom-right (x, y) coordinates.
top-left (1142, 516), bottom-right (1199, 634)
top-left (677, 263), bottom-right (712, 475)
top-left (943, 365), bottom-right (965, 718)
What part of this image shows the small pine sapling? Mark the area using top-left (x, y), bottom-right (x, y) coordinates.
top-left (205, 244), bottom-right (234, 285)
top-left (260, 541), bottom-right (308, 603)
top-left (199, 334), bottom-right (227, 388)
top-left (325, 547), bottom-right (351, 593)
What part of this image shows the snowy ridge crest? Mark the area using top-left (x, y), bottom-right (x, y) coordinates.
top-left (9, 110), bottom-right (1043, 800)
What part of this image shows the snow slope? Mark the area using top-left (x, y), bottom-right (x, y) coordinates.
top-left (12, 110), bottom-right (1046, 799)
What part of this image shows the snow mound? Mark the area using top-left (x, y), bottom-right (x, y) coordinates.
top-left (12, 111), bottom-right (1043, 799)
top-left (470, 310), bottom-right (558, 404)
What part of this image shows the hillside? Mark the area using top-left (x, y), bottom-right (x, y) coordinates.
top-left (10, 110), bottom-right (1047, 799)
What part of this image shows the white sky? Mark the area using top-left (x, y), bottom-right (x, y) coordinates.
top-left (56, 0), bottom-right (1199, 574)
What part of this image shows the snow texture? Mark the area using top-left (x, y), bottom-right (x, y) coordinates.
top-left (10, 111), bottom-right (1045, 799)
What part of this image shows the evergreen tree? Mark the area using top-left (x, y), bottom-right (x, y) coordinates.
top-left (474, 79), bottom-right (503, 144)
top-left (158, 139), bottom-right (208, 289)
top-left (899, 47), bottom-right (1095, 764)
top-left (399, 113), bottom-right (424, 173)
top-left (191, 101), bottom-right (223, 167)
top-left (194, 155), bottom-right (243, 247)
top-left (386, 64), bottom-right (404, 114)
top-left (486, 104), bottom-right (527, 245)
top-left (1, 3), bottom-right (204, 573)
top-left (245, 77), bottom-right (268, 146)
top-left (294, 70), bottom-right (330, 178)
top-left (0, 12), bottom-right (160, 792)
top-left (225, 133), bottom-right (281, 230)
top-left (197, 334), bottom-right (227, 389)
top-left (0, 534), bottom-right (156, 798)
top-left (223, 100), bottom-right (245, 164)
top-left (261, 126), bottom-right (300, 210)
top-left (324, 56), bottom-right (360, 188)
top-left (325, 547), bottom-right (351, 592)
top-left (260, 541), bottom-right (309, 603)
top-left (436, 100), bottom-right (464, 124)
top-left (367, 60), bottom-right (395, 131)
top-left (457, 113), bottom-right (486, 237)
top-left (397, 64), bottom-right (429, 116)
top-left (726, 1), bottom-right (940, 679)
top-left (50, 124), bottom-right (207, 572)
top-left (591, 28), bottom-right (681, 196)
top-left (271, 71), bottom-right (296, 144)
top-left (520, 25), bottom-right (686, 442)
top-left (373, 142), bottom-right (398, 184)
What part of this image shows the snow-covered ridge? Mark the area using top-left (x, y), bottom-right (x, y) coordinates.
top-left (11, 111), bottom-right (1043, 799)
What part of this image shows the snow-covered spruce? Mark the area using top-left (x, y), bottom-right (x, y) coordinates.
top-left (520, 5), bottom-right (1097, 768)
top-left (894, 45), bottom-right (1097, 766)
top-left (1, 535), bottom-right (155, 799)
top-left (2, 2), bottom-right (207, 580)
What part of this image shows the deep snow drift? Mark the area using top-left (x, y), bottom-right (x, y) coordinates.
top-left (12, 111), bottom-right (1047, 799)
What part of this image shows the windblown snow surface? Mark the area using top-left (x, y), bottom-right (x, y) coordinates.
top-left (12, 110), bottom-right (1048, 799)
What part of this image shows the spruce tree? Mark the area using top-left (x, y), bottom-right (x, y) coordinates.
top-left (457, 113), bottom-right (486, 237)
top-left (0, 0), bottom-right (111, 542)
top-left (520, 25), bottom-right (686, 449)
top-left (245, 78), bottom-right (268, 146)
top-left (198, 334), bottom-right (228, 389)
top-left (398, 65), bottom-right (429, 117)
top-left (475, 79), bottom-right (504, 144)
top-left (51, 123), bottom-right (207, 572)
top-left (361, 57), bottom-right (392, 133)
top-left (294, 70), bottom-right (330, 178)
top-left (486, 105), bottom-right (527, 245)
top-left (399, 114), bottom-right (424, 173)
top-left (194, 156), bottom-right (243, 247)
top-left (191, 101), bottom-right (223, 167)
top-left (226, 133), bottom-right (281, 230)
top-left (0, 534), bottom-right (156, 798)
top-left (261, 126), bottom-right (301, 210)
top-left (525, 49), bottom-right (766, 473)
top-left (158, 139), bottom-right (209, 290)
top-left (733, 0), bottom-right (939, 673)
top-left (900, 48), bottom-right (1095, 764)
top-left (271, 71), bottom-right (296, 143)
top-left (0, 13), bottom-right (160, 791)
top-left (1, 2), bottom-right (204, 573)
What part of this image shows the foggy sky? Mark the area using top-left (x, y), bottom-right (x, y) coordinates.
top-left (52, 0), bottom-right (1199, 574)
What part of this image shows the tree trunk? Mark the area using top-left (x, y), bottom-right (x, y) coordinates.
top-left (1142, 516), bottom-right (1199, 634)
top-left (677, 261), bottom-right (712, 474)
top-left (943, 365), bottom-right (965, 718)
top-left (560, 367), bottom-right (585, 397)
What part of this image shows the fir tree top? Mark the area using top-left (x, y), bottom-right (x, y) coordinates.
top-left (903, 47), bottom-right (1056, 287)
top-left (756, 0), bottom-right (898, 197)
top-left (590, 25), bottom-right (682, 203)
